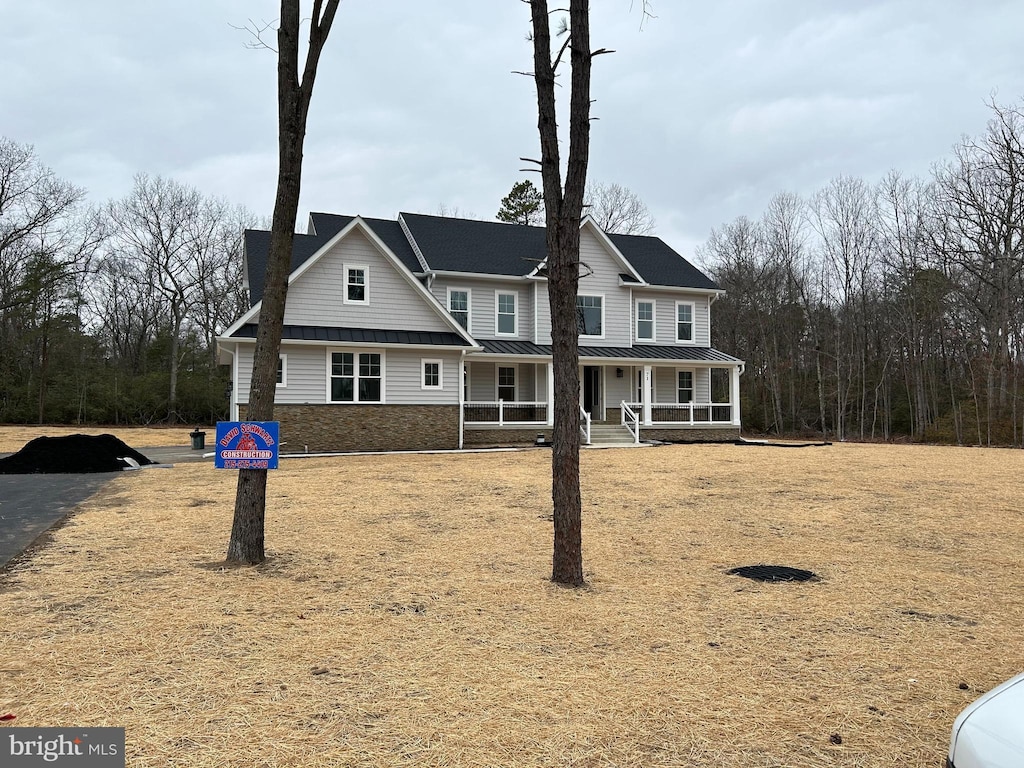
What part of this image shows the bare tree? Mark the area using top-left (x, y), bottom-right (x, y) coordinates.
top-left (107, 174), bottom-right (231, 423)
top-left (228, 0), bottom-right (341, 565)
top-left (584, 181), bottom-right (655, 234)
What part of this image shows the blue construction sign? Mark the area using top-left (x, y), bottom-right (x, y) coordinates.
top-left (214, 421), bottom-right (280, 469)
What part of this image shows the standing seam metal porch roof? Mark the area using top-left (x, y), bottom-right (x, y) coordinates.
top-left (475, 339), bottom-right (742, 362)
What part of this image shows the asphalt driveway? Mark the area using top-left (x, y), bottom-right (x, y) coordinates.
top-left (0, 446), bottom-right (209, 571)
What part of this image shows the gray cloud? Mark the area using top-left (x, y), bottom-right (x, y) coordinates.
top-left (2, 0), bottom-right (1022, 258)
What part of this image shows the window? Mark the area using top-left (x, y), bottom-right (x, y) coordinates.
top-left (677, 370), bottom-right (694, 403)
top-left (636, 300), bottom-right (655, 341)
top-left (421, 359), bottom-right (442, 390)
top-left (676, 301), bottom-right (694, 342)
top-left (330, 351), bottom-right (382, 402)
top-left (496, 292), bottom-right (517, 335)
top-left (498, 366), bottom-right (516, 401)
top-left (576, 295), bottom-right (604, 337)
top-left (276, 355), bottom-right (287, 386)
top-left (344, 265), bottom-right (368, 304)
top-left (448, 289), bottom-right (470, 331)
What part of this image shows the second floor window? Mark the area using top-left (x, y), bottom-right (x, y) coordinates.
top-left (496, 292), bottom-right (517, 335)
top-left (676, 302), bottom-right (694, 342)
top-left (449, 289), bottom-right (469, 330)
top-left (576, 295), bottom-right (603, 337)
top-left (344, 265), bottom-right (368, 304)
top-left (636, 300), bottom-right (655, 341)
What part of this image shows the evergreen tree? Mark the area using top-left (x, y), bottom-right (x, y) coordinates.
top-left (496, 180), bottom-right (544, 225)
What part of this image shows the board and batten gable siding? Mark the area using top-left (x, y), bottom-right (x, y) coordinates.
top-left (632, 290), bottom-right (712, 346)
top-left (282, 228), bottom-right (452, 333)
top-left (234, 344), bottom-right (461, 406)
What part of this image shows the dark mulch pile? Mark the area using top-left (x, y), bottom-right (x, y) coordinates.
top-left (0, 434), bottom-right (155, 474)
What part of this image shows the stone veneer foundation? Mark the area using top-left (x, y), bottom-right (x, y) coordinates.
top-left (238, 404), bottom-right (459, 453)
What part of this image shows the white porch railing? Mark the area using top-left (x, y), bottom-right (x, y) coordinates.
top-left (621, 401), bottom-right (641, 444)
top-left (579, 405), bottom-right (591, 445)
top-left (626, 402), bottom-right (734, 425)
top-left (464, 400), bottom-right (548, 425)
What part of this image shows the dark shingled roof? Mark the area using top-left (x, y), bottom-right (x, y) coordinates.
top-left (608, 233), bottom-right (720, 290)
top-left (242, 212), bottom-right (720, 305)
top-left (477, 339), bottom-right (741, 363)
top-left (399, 212), bottom-right (548, 276)
top-left (230, 323), bottom-right (472, 347)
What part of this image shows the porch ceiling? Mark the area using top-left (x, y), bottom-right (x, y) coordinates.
top-left (473, 339), bottom-right (742, 364)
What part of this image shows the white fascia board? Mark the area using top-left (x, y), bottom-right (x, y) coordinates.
top-left (631, 284), bottom-right (725, 297)
top-left (430, 269), bottom-right (532, 282)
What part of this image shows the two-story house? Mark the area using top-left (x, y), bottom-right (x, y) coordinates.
top-left (216, 212), bottom-right (744, 452)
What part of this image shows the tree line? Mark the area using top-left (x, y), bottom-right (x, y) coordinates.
top-left (703, 99), bottom-right (1024, 446)
top-left (0, 137), bottom-right (256, 425)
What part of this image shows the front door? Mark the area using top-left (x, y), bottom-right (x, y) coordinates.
top-left (582, 366), bottom-right (602, 419)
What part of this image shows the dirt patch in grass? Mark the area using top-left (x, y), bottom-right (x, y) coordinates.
top-left (1, 442), bottom-right (1022, 766)
top-left (0, 425), bottom-right (201, 454)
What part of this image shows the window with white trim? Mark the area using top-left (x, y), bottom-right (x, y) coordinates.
top-left (276, 354), bottom-right (287, 386)
top-left (498, 366), bottom-right (516, 401)
top-left (421, 359), bottom-right (442, 389)
top-left (576, 294), bottom-right (604, 337)
top-left (496, 292), bottom-right (517, 335)
top-left (676, 301), bottom-right (694, 343)
top-left (330, 351), bottom-right (382, 402)
top-left (636, 300), bottom-right (655, 341)
top-left (677, 370), bottom-right (694, 403)
top-left (448, 288), bottom-right (470, 331)
top-left (344, 265), bottom-right (369, 304)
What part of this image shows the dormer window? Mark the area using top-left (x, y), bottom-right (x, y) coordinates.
top-left (344, 264), bottom-right (369, 304)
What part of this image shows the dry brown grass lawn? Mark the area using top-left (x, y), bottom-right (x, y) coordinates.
top-left (2, 441), bottom-right (1023, 766)
top-left (0, 425), bottom-right (201, 453)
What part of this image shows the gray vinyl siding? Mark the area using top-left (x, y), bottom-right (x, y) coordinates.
top-left (282, 228), bottom-right (452, 333)
top-left (234, 343), bottom-right (460, 406)
top-left (604, 366), bottom-right (633, 406)
top-left (466, 360), bottom-right (538, 401)
top-left (535, 282), bottom-right (550, 343)
top-left (654, 365), bottom-right (711, 403)
top-left (385, 349), bottom-right (461, 405)
top-left (468, 361), bottom-right (496, 401)
top-left (235, 343), bottom-right (328, 404)
top-left (575, 227), bottom-right (631, 346)
top-left (633, 290), bottom-right (712, 346)
top-left (430, 278), bottom-right (532, 340)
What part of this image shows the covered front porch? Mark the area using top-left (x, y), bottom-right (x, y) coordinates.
top-left (461, 347), bottom-right (743, 444)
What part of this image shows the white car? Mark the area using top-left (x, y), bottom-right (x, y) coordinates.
top-left (948, 672), bottom-right (1024, 767)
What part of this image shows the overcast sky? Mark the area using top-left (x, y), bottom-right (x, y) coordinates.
top-left (3, 1), bottom-right (1023, 259)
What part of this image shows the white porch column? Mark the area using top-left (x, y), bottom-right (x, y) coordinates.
top-left (731, 365), bottom-right (742, 426)
top-left (546, 362), bottom-right (554, 426)
top-left (642, 365), bottom-right (653, 426)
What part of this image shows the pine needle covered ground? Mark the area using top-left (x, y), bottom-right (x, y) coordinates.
top-left (0, 426), bottom-right (200, 453)
top-left (2, 441), bottom-right (1022, 766)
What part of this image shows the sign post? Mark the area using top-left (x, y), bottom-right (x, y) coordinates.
top-left (215, 421), bottom-right (280, 469)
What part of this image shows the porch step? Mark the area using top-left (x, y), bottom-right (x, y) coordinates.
top-left (585, 423), bottom-right (639, 446)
